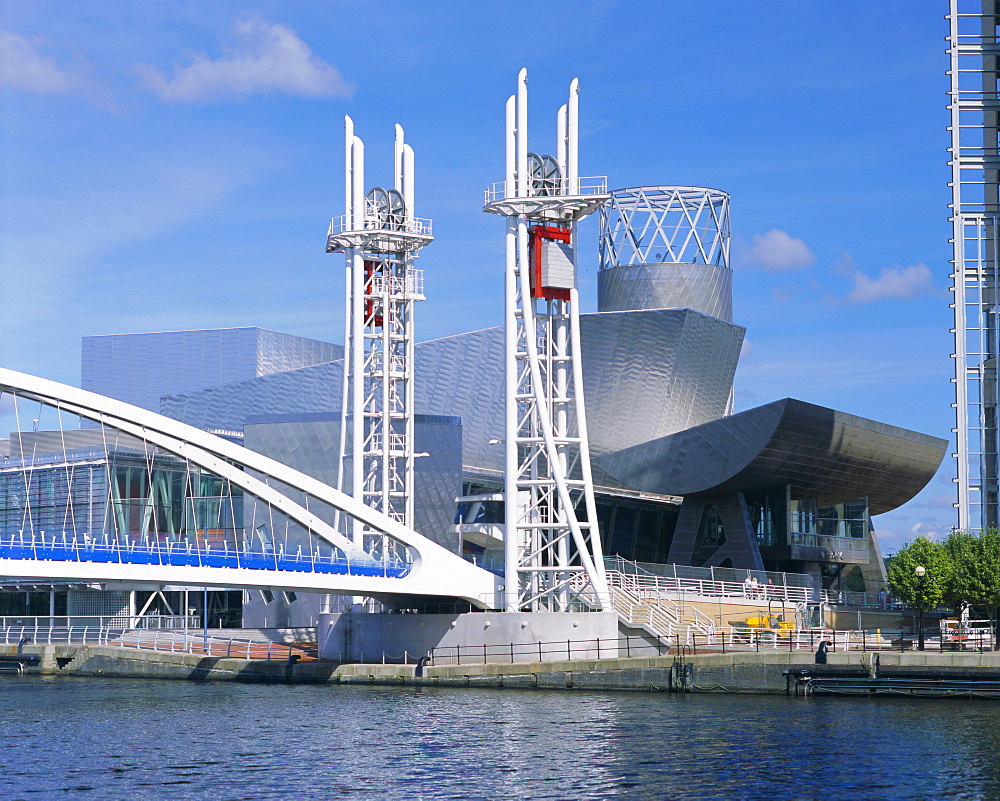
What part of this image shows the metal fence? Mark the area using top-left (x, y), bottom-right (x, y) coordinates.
top-left (0, 624), bottom-right (303, 661)
top-left (0, 614), bottom-right (199, 630)
top-left (606, 556), bottom-right (897, 610)
top-left (370, 626), bottom-right (1000, 667)
top-left (606, 565), bottom-right (814, 606)
top-left (427, 635), bottom-right (669, 666)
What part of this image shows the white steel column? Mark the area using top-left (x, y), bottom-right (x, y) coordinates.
top-left (350, 131), bottom-right (366, 545)
top-left (503, 95), bottom-right (520, 613)
top-left (485, 70), bottom-right (611, 612)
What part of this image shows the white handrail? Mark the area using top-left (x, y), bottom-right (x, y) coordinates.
top-left (605, 568), bottom-right (815, 605)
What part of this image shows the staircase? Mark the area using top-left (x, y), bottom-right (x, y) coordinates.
top-left (606, 570), bottom-right (717, 644)
top-left (610, 584), bottom-right (678, 641)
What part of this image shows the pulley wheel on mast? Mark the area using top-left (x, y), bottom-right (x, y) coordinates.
top-left (365, 187), bottom-right (407, 231)
top-left (528, 153), bottom-right (561, 197)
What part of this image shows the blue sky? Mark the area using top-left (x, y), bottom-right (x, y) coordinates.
top-left (0, 2), bottom-right (954, 552)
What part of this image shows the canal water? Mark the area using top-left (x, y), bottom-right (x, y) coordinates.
top-left (1, 677), bottom-right (997, 800)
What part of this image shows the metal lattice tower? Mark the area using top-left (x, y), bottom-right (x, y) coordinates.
top-left (599, 186), bottom-right (730, 269)
top-left (327, 119), bottom-right (432, 545)
top-left (597, 186), bottom-right (732, 321)
top-left (483, 70), bottom-right (612, 612)
top-left (948, 1), bottom-right (1000, 531)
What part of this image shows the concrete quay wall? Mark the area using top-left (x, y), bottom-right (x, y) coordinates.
top-left (9, 644), bottom-right (1000, 693)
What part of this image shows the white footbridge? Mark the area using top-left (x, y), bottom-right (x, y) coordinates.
top-left (0, 367), bottom-right (499, 606)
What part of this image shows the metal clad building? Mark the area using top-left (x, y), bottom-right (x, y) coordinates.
top-left (82, 328), bottom-right (342, 415)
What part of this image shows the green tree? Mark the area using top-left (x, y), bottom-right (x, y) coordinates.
top-left (948, 528), bottom-right (1000, 648)
top-left (978, 529), bottom-right (1000, 634)
top-left (944, 529), bottom-right (978, 612)
top-left (887, 536), bottom-right (952, 611)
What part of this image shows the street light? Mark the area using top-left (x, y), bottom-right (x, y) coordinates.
top-left (914, 565), bottom-right (926, 651)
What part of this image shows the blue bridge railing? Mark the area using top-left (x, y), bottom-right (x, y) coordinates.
top-left (0, 533), bottom-right (411, 578)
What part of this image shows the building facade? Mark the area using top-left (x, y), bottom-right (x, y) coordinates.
top-left (0, 185), bottom-right (948, 623)
top-left (82, 328), bottom-right (341, 417)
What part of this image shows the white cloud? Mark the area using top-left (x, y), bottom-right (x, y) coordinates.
top-left (839, 262), bottom-right (939, 304)
top-left (875, 520), bottom-right (951, 556)
top-left (0, 29), bottom-right (90, 95)
top-left (744, 229), bottom-right (815, 271)
top-left (137, 15), bottom-right (353, 103)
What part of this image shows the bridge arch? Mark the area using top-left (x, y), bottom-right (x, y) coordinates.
top-left (0, 367), bottom-right (496, 605)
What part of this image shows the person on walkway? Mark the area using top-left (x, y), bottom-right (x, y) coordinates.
top-left (815, 640), bottom-right (832, 665)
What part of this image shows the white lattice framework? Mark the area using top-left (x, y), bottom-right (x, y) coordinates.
top-left (948, 1), bottom-right (1000, 531)
top-left (327, 119), bottom-right (430, 548)
top-left (598, 186), bottom-right (730, 269)
top-left (483, 70), bottom-right (611, 613)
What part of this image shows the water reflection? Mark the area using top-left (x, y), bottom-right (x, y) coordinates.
top-left (1, 678), bottom-right (999, 800)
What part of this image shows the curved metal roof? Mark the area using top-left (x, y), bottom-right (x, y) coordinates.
top-left (594, 398), bottom-right (947, 515)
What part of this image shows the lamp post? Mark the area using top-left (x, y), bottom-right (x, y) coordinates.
top-left (914, 565), bottom-right (926, 651)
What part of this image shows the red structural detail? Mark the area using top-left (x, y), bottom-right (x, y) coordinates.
top-left (364, 260), bottom-right (384, 328)
top-left (529, 225), bottom-right (572, 301)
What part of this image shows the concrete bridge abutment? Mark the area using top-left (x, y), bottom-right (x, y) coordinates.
top-left (318, 610), bottom-right (620, 664)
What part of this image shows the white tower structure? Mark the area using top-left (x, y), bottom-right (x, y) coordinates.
top-left (327, 118), bottom-right (432, 547)
top-left (483, 70), bottom-right (612, 612)
top-left (948, 1), bottom-right (1000, 531)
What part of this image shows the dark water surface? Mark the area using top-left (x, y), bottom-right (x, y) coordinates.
top-left (1, 677), bottom-right (998, 800)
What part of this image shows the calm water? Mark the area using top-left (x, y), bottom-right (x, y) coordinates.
top-left (1, 677), bottom-right (998, 800)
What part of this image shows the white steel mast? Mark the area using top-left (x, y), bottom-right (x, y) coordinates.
top-left (948, 1), bottom-right (1000, 531)
top-left (327, 118), bottom-right (432, 547)
top-left (483, 70), bottom-right (611, 612)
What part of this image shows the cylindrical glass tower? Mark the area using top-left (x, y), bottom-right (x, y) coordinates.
top-left (598, 186), bottom-right (732, 321)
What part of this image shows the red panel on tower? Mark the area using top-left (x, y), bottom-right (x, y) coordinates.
top-left (529, 225), bottom-right (573, 301)
top-left (364, 260), bottom-right (384, 328)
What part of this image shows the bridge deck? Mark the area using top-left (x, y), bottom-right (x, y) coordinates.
top-left (0, 536), bottom-right (409, 578)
